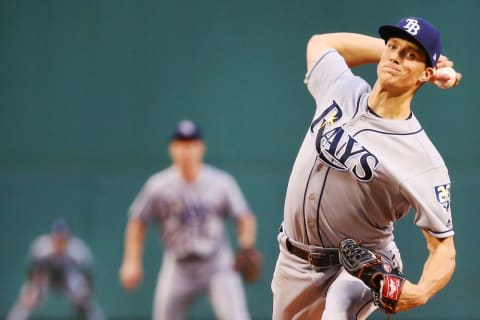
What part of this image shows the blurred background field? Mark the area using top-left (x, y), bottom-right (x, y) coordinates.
top-left (0, 0), bottom-right (478, 319)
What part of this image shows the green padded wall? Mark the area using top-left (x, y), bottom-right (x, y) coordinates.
top-left (0, 1), bottom-right (477, 319)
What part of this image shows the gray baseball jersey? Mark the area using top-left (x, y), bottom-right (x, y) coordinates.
top-left (129, 164), bottom-right (251, 320)
top-left (29, 234), bottom-right (94, 270)
top-left (272, 49), bottom-right (454, 320)
top-left (283, 49), bottom-right (454, 250)
top-left (129, 164), bottom-right (250, 258)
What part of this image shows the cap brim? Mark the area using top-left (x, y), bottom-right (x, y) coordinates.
top-left (378, 25), bottom-right (433, 66)
top-left (171, 134), bottom-right (203, 141)
top-left (172, 136), bottom-right (202, 141)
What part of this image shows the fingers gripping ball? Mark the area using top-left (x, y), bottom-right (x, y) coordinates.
top-left (338, 239), bottom-right (405, 314)
top-left (434, 66), bottom-right (457, 89)
top-left (234, 248), bottom-right (263, 282)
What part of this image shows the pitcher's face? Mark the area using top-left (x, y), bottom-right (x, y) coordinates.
top-left (377, 37), bottom-right (432, 91)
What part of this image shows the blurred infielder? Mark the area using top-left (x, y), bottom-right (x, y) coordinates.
top-left (7, 218), bottom-right (104, 320)
top-left (119, 120), bottom-right (261, 320)
top-left (271, 17), bottom-right (461, 319)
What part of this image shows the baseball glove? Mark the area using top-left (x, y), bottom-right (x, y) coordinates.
top-left (234, 247), bottom-right (263, 282)
top-left (338, 238), bottom-right (405, 314)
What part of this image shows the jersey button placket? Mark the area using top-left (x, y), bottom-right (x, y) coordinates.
top-left (308, 194), bottom-right (316, 230)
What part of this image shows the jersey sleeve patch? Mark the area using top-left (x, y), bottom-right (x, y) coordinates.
top-left (433, 183), bottom-right (451, 212)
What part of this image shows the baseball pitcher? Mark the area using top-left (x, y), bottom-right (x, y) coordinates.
top-left (271, 17), bottom-right (460, 319)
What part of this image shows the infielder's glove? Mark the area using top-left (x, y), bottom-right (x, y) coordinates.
top-left (234, 247), bottom-right (263, 282)
top-left (338, 238), bottom-right (405, 314)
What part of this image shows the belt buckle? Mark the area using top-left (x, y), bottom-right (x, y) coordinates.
top-left (308, 252), bottom-right (328, 267)
top-left (307, 252), bottom-right (314, 265)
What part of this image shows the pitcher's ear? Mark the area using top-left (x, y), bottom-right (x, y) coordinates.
top-left (421, 67), bottom-right (435, 83)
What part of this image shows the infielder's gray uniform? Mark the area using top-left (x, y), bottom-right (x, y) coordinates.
top-left (129, 164), bottom-right (251, 320)
top-left (7, 234), bottom-right (104, 320)
top-left (271, 50), bottom-right (454, 319)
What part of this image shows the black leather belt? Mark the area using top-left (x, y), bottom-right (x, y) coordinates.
top-left (176, 254), bottom-right (208, 262)
top-left (285, 238), bottom-right (340, 268)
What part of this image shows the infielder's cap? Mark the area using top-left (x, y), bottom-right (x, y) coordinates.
top-left (51, 217), bottom-right (70, 236)
top-left (379, 17), bottom-right (442, 67)
top-left (171, 120), bottom-right (203, 141)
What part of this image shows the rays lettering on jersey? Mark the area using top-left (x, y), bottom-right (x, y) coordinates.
top-left (311, 100), bottom-right (379, 182)
top-left (179, 204), bottom-right (207, 224)
top-left (172, 197), bottom-right (208, 224)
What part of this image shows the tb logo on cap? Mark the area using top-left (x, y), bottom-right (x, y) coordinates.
top-left (402, 18), bottom-right (421, 35)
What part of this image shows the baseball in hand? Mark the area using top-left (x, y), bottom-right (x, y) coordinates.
top-left (434, 67), bottom-right (456, 89)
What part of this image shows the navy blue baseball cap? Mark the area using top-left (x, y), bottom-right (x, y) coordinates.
top-left (379, 17), bottom-right (442, 67)
top-left (171, 120), bottom-right (203, 141)
top-left (51, 218), bottom-right (70, 236)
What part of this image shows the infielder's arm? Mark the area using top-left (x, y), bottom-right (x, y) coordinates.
top-left (236, 213), bottom-right (257, 249)
top-left (396, 230), bottom-right (456, 312)
top-left (119, 218), bottom-right (147, 290)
